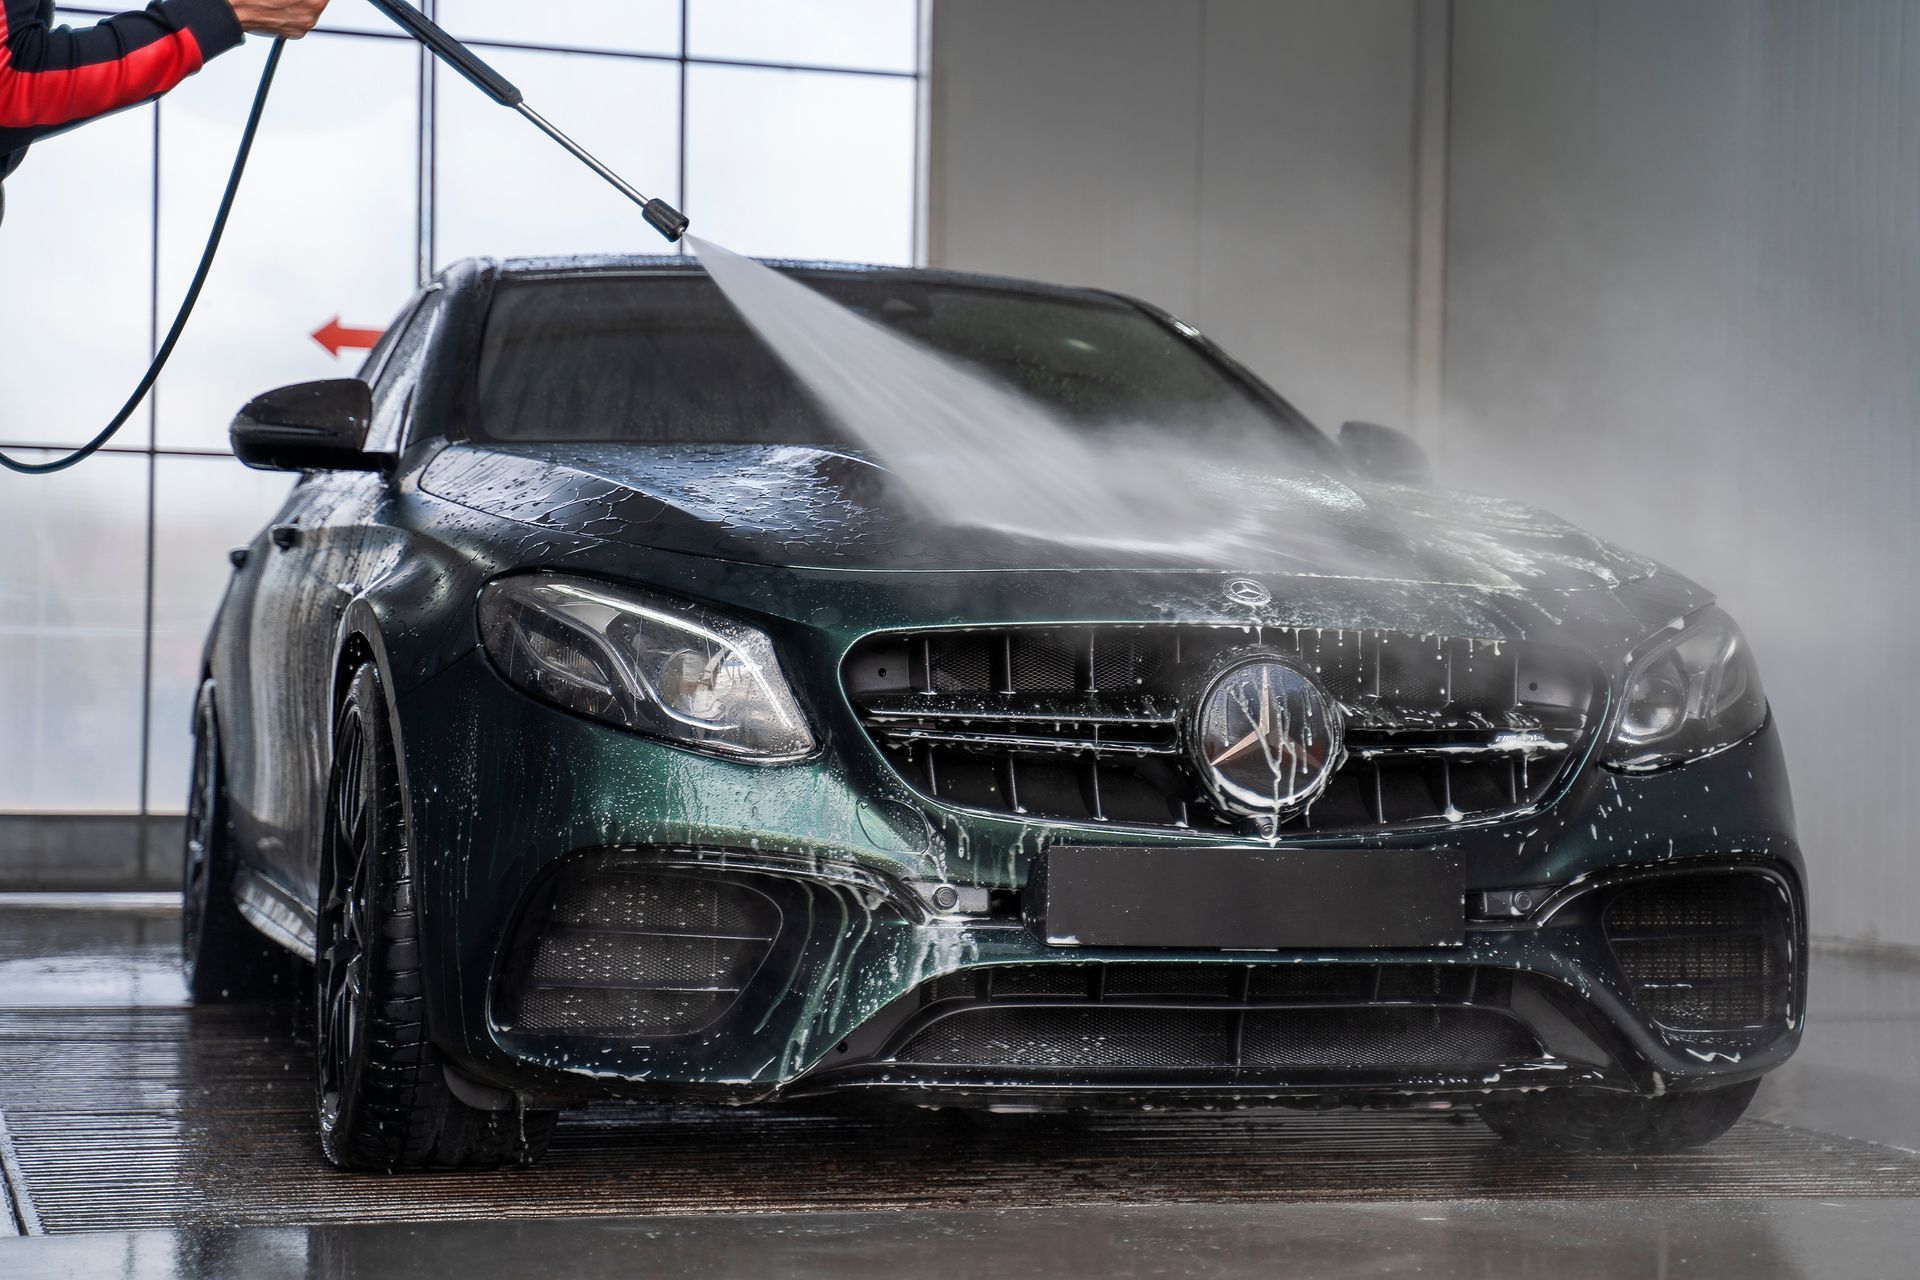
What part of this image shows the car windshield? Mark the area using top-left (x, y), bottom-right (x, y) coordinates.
top-left (472, 272), bottom-right (1318, 449)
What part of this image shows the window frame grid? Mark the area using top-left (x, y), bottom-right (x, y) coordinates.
top-left (7, 1), bottom-right (926, 818)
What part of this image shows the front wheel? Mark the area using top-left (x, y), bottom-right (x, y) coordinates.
top-left (315, 663), bottom-right (556, 1171)
top-left (1477, 1078), bottom-right (1760, 1153)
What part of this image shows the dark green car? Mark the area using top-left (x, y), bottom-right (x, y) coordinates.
top-left (182, 256), bottom-right (1804, 1171)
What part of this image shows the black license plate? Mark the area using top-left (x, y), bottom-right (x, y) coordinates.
top-left (1034, 846), bottom-right (1465, 950)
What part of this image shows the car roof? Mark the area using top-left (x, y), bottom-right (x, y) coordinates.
top-left (453, 254), bottom-right (1142, 309)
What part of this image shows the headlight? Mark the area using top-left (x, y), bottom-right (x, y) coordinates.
top-left (478, 575), bottom-right (815, 762)
top-left (1604, 606), bottom-right (1766, 773)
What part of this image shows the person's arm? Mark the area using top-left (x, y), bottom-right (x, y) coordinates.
top-left (0, 2), bottom-right (244, 138)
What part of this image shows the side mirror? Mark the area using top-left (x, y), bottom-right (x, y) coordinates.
top-left (230, 379), bottom-right (386, 472)
top-left (1339, 420), bottom-right (1431, 485)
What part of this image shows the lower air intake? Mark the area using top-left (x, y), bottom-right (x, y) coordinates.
top-left (894, 1006), bottom-right (1537, 1070)
top-left (500, 869), bottom-right (777, 1039)
top-left (1605, 873), bottom-right (1792, 1031)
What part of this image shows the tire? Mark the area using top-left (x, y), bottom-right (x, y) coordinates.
top-left (1478, 1078), bottom-right (1761, 1153)
top-left (315, 663), bottom-right (557, 1172)
top-left (182, 680), bottom-right (289, 1002)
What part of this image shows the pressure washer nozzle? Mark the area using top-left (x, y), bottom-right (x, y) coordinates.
top-left (644, 199), bottom-right (690, 243)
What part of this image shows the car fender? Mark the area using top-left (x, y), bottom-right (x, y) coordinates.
top-left (330, 586), bottom-right (476, 1051)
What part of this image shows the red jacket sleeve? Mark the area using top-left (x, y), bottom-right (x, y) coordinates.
top-left (0, 0), bottom-right (244, 136)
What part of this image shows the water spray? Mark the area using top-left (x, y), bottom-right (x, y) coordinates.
top-left (1, 1), bottom-right (687, 475)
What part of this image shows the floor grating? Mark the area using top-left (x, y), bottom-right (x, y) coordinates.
top-left (3, 1005), bottom-right (1919, 1234)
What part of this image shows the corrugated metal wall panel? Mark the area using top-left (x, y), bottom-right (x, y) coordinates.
top-left (1447, 0), bottom-right (1920, 945)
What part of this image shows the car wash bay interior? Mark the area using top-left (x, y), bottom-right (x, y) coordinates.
top-left (4, 1), bottom-right (1920, 1274)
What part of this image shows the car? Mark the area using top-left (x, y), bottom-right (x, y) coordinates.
top-left (181, 255), bottom-right (1805, 1171)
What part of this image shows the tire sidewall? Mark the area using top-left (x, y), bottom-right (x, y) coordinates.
top-left (317, 664), bottom-right (398, 1166)
top-left (181, 681), bottom-right (222, 985)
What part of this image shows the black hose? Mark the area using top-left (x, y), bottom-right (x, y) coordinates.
top-left (1, 39), bottom-right (286, 475)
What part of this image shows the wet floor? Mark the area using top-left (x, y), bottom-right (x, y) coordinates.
top-left (1, 897), bottom-right (1917, 1276)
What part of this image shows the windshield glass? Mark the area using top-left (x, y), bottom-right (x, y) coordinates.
top-left (473, 272), bottom-right (1317, 448)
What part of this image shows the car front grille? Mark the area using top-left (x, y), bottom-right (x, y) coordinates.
top-left (1605, 873), bottom-right (1793, 1031)
top-left (498, 869), bottom-right (779, 1040)
top-left (888, 962), bottom-right (1538, 1070)
top-left (843, 625), bottom-right (1596, 835)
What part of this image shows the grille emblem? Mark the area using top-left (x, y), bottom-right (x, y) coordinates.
top-left (1192, 656), bottom-right (1345, 816)
top-left (1223, 578), bottom-right (1272, 607)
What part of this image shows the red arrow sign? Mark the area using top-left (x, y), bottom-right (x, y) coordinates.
top-left (311, 317), bottom-right (385, 357)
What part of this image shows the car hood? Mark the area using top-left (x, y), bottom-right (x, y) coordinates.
top-left (421, 442), bottom-right (1669, 596)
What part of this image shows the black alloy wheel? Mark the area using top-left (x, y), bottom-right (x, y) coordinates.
top-left (316, 703), bottom-right (373, 1142)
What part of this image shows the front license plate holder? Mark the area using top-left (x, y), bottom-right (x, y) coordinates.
top-left (1031, 846), bottom-right (1465, 949)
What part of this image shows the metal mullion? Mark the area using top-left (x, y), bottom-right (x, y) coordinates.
top-left (58, 4), bottom-right (912, 75)
top-left (137, 102), bottom-right (161, 831)
top-left (677, 0), bottom-right (689, 258)
top-left (271, 27), bottom-right (921, 79)
top-left (911, 0), bottom-right (927, 264)
top-left (419, 0), bottom-right (437, 282)
top-left (683, 53), bottom-right (917, 79)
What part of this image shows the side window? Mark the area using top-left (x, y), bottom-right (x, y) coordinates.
top-left (365, 286), bottom-right (451, 453)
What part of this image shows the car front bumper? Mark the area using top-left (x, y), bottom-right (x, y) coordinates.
top-left (394, 648), bottom-right (1806, 1111)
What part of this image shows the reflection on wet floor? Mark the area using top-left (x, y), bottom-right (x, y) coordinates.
top-left (1, 899), bottom-right (1917, 1262)
top-left (0, 900), bottom-right (186, 1010)
top-left (13, 1199), bottom-right (1920, 1280)
top-left (1752, 943), bottom-right (1920, 1152)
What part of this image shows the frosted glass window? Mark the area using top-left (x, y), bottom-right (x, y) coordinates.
top-left (0, 454), bottom-right (149, 812)
top-left (686, 64), bottom-right (913, 263)
top-left (435, 47), bottom-right (679, 266)
top-left (0, 17), bottom-right (918, 824)
top-left (145, 458), bottom-right (293, 814)
top-left (155, 35), bottom-right (419, 450)
top-left (689, 0), bottom-right (918, 73)
top-left (437, 0), bottom-right (680, 56)
top-left (0, 102), bottom-right (154, 450)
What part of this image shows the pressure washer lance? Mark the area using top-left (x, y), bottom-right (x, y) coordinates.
top-left (369, 0), bottom-right (688, 242)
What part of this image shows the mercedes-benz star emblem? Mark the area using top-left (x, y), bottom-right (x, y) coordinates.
top-left (1192, 656), bottom-right (1344, 815)
top-left (1223, 578), bottom-right (1272, 607)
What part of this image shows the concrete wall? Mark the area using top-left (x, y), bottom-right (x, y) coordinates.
top-left (928, 0), bottom-right (1431, 435)
top-left (1445, 0), bottom-right (1920, 946)
top-left (932, 0), bottom-right (1919, 946)
top-left (0, 817), bottom-right (182, 892)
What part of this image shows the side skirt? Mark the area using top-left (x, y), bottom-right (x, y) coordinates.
top-left (234, 865), bottom-right (318, 961)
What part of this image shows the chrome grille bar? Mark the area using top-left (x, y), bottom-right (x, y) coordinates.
top-left (845, 624), bottom-right (1596, 836)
